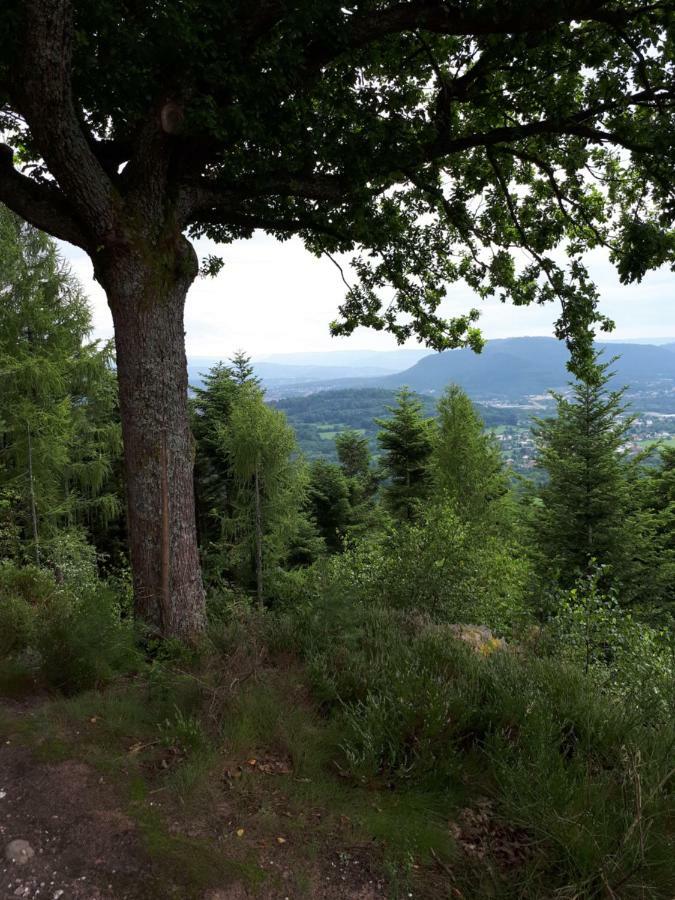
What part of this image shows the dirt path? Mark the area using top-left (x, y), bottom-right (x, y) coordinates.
top-left (0, 711), bottom-right (388, 900)
top-left (0, 738), bottom-right (148, 900)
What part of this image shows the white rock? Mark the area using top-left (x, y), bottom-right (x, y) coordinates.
top-left (5, 840), bottom-right (35, 865)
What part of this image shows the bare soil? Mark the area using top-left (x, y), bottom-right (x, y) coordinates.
top-left (0, 709), bottom-right (388, 900)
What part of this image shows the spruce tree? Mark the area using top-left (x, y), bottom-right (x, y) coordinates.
top-left (634, 447), bottom-right (675, 619)
top-left (336, 430), bottom-right (371, 480)
top-left (335, 429), bottom-right (379, 533)
top-left (307, 459), bottom-right (353, 552)
top-left (433, 385), bottom-right (505, 522)
top-left (0, 207), bottom-right (122, 563)
top-left (230, 351), bottom-right (259, 387)
top-left (219, 382), bottom-right (311, 601)
top-left (191, 352), bottom-right (261, 550)
top-left (191, 362), bottom-right (240, 548)
top-left (376, 388), bottom-right (433, 521)
top-left (532, 353), bottom-right (638, 594)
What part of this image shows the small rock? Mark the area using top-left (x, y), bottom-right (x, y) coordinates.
top-left (449, 624), bottom-right (506, 655)
top-left (5, 840), bottom-right (35, 865)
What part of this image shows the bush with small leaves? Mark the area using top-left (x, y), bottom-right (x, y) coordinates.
top-left (550, 567), bottom-right (674, 724)
top-left (0, 560), bottom-right (140, 694)
top-left (0, 594), bottom-right (35, 658)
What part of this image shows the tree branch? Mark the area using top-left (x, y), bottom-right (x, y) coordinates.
top-left (0, 144), bottom-right (88, 249)
top-left (13, 0), bottom-right (116, 241)
top-left (423, 87), bottom-right (672, 164)
top-left (192, 207), bottom-right (352, 245)
top-left (302, 0), bottom-right (627, 71)
top-left (180, 172), bottom-right (348, 224)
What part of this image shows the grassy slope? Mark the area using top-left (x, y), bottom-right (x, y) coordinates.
top-left (2, 605), bottom-right (673, 900)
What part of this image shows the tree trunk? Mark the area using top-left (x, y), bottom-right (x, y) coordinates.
top-left (100, 238), bottom-right (206, 640)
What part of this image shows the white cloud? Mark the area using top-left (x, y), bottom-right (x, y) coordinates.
top-left (61, 233), bottom-right (675, 357)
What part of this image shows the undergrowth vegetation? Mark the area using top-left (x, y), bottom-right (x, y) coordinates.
top-left (1, 559), bottom-right (673, 898)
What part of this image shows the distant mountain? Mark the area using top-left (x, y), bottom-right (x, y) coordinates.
top-left (187, 349), bottom-right (426, 389)
top-left (257, 348), bottom-right (429, 371)
top-left (379, 337), bottom-right (675, 398)
top-left (187, 338), bottom-right (675, 399)
top-left (187, 359), bottom-right (397, 389)
top-left (251, 362), bottom-right (393, 381)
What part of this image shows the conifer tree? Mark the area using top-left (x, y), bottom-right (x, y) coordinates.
top-left (532, 353), bottom-right (638, 595)
top-left (334, 429), bottom-right (379, 535)
top-left (307, 459), bottom-right (353, 552)
top-left (191, 362), bottom-right (240, 548)
top-left (634, 447), bottom-right (675, 619)
top-left (433, 384), bottom-right (505, 522)
top-left (230, 351), bottom-right (259, 387)
top-left (191, 352), bottom-right (261, 551)
top-left (0, 207), bottom-right (122, 562)
top-left (220, 382), bottom-right (310, 601)
top-left (376, 388), bottom-right (433, 521)
top-left (336, 430), bottom-right (371, 480)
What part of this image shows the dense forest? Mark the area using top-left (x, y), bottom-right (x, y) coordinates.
top-left (1, 211), bottom-right (673, 898)
top-left (271, 389), bottom-right (521, 464)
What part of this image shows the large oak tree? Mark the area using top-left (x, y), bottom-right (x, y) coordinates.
top-left (1, 0), bottom-right (673, 638)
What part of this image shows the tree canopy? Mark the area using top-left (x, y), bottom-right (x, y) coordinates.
top-left (1, 1), bottom-right (674, 358)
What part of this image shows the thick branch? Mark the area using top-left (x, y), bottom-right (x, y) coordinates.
top-left (180, 172), bottom-right (348, 224)
top-left (0, 144), bottom-right (88, 249)
top-left (422, 87), bottom-right (671, 165)
top-left (303, 0), bottom-right (621, 70)
top-left (14, 0), bottom-right (116, 240)
top-left (193, 206), bottom-right (352, 245)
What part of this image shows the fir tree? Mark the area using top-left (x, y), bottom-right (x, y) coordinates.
top-left (230, 351), bottom-right (259, 387)
top-left (0, 207), bottom-right (122, 563)
top-left (336, 430), bottom-right (371, 480)
top-left (633, 447), bottom-right (675, 620)
top-left (219, 382), bottom-right (311, 601)
top-left (192, 352), bottom-right (269, 559)
top-left (191, 362), bottom-right (240, 548)
top-left (307, 459), bottom-right (353, 552)
top-left (433, 385), bottom-right (506, 522)
top-left (376, 388), bottom-right (433, 521)
top-left (532, 353), bottom-right (639, 596)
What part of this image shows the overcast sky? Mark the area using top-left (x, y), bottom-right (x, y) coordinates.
top-left (62, 233), bottom-right (675, 360)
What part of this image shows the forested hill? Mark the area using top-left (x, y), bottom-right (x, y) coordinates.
top-left (378, 337), bottom-right (675, 397)
top-left (189, 338), bottom-right (675, 400)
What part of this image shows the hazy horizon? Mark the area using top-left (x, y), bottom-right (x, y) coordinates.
top-left (61, 231), bottom-right (675, 357)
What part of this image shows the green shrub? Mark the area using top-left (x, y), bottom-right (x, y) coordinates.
top-left (35, 584), bottom-right (140, 693)
top-left (0, 561), bottom-right (59, 605)
top-left (42, 528), bottom-right (100, 591)
top-left (0, 594), bottom-right (35, 657)
top-left (550, 568), bottom-right (675, 724)
top-left (0, 561), bottom-right (140, 694)
top-left (277, 587), bottom-right (674, 896)
top-left (316, 502), bottom-right (531, 637)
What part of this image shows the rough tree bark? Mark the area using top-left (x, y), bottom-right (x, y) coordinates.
top-left (97, 237), bottom-right (206, 640)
